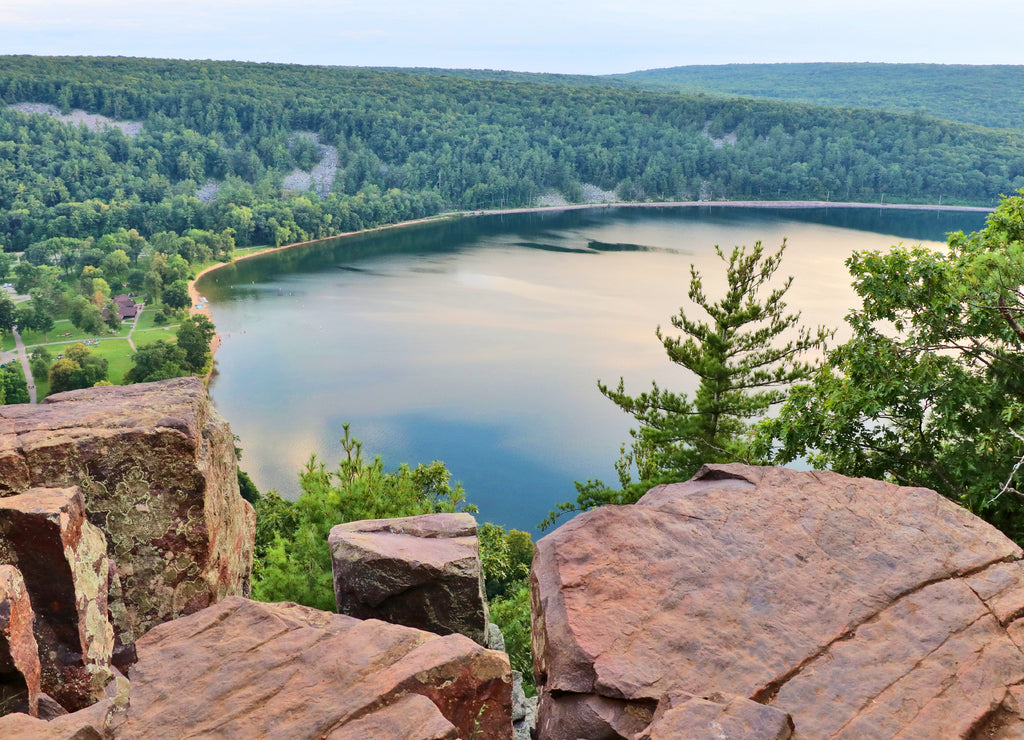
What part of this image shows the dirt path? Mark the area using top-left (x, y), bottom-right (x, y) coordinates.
top-left (11, 327), bottom-right (36, 404)
top-left (126, 305), bottom-right (142, 352)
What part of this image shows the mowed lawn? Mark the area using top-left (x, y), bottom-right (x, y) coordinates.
top-left (19, 306), bottom-right (192, 397)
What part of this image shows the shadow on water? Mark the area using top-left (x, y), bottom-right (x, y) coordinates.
top-left (202, 204), bottom-right (990, 531)
top-left (514, 241), bottom-right (596, 254)
top-left (587, 240), bottom-right (677, 253)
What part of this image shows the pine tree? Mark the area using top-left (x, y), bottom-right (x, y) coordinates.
top-left (545, 240), bottom-right (831, 526)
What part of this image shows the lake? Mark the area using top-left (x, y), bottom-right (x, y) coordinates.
top-left (198, 205), bottom-right (989, 532)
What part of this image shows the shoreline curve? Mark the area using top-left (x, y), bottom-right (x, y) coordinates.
top-left (188, 199), bottom-right (994, 376)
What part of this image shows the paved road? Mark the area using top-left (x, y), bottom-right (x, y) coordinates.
top-left (11, 326), bottom-right (37, 404)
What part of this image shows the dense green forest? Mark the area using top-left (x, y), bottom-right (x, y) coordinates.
top-left (0, 56), bottom-right (1022, 257)
top-left (378, 63), bottom-right (1024, 131)
top-left (609, 64), bottom-right (1024, 131)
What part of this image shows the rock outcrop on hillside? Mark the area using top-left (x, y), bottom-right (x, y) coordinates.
top-left (0, 378), bottom-right (255, 712)
top-left (330, 513), bottom-right (490, 644)
top-left (531, 464), bottom-right (1024, 739)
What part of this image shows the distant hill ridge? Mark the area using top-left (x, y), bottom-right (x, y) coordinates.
top-left (610, 63), bottom-right (1024, 130)
top-left (1, 53), bottom-right (1023, 245)
top-left (383, 63), bottom-right (1024, 131)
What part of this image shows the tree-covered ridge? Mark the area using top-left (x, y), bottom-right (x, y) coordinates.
top-left (608, 63), bottom-right (1024, 131)
top-left (357, 63), bottom-right (1024, 131)
top-left (0, 55), bottom-right (1022, 254)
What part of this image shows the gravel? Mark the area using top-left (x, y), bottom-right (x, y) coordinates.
top-left (285, 132), bottom-right (339, 197)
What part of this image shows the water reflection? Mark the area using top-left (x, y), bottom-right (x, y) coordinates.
top-left (202, 206), bottom-right (988, 531)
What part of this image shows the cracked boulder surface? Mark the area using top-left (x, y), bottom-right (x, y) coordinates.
top-left (117, 596), bottom-right (513, 739)
top-left (531, 464), bottom-right (1024, 739)
top-left (0, 377), bottom-right (256, 651)
top-left (330, 513), bottom-right (490, 644)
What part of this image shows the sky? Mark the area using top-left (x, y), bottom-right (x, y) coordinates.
top-left (1, 0), bottom-right (1023, 75)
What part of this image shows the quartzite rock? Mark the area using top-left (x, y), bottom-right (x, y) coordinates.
top-left (0, 565), bottom-right (41, 717)
top-left (0, 378), bottom-right (256, 648)
top-left (117, 596), bottom-right (513, 740)
top-left (0, 696), bottom-right (118, 739)
top-left (0, 487), bottom-right (114, 711)
top-left (329, 513), bottom-right (490, 644)
top-left (531, 464), bottom-right (1024, 739)
top-left (636, 694), bottom-right (794, 740)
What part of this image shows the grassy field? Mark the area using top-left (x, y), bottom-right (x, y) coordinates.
top-left (84, 338), bottom-right (136, 385)
top-left (13, 303), bottom-right (193, 399)
top-left (132, 325), bottom-right (180, 348)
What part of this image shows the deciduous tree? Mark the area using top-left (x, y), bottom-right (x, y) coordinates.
top-left (47, 343), bottom-right (108, 394)
top-left (759, 191), bottom-right (1024, 541)
top-left (175, 314), bottom-right (216, 373)
top-left (161, 279), bottom-right (191, 311)
top-left (124, 340), bottom-right (187, 383)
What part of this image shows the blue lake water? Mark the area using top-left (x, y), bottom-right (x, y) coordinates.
top-left (199, 205), bottom-right (988, 531)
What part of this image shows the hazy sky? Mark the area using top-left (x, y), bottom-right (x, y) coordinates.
top-left (2, 0), bottom-right (1022, 75)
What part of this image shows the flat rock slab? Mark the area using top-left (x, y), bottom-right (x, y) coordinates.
top-left (531, 464), bottom-right (1024, 739)
top-left (330, 513), bottom-right (489, 644)
top-left (118, 596), bottom-right (513, 740)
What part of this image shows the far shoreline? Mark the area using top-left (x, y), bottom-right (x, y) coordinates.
top-left (188, 198), bottom-right (995, 374)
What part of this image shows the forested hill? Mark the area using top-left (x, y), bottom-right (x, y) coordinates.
top-left (1, 55), bottom-right (1022, 252)
top-left (607, 64), bottom-right (1024, 131)
top-left (373, 63), bottom-right (1024, 132)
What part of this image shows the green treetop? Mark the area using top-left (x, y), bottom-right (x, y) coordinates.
top-left (759, 190), bottom-right (1024, 542)
top-left (547, 240), bottom-right (832, 525)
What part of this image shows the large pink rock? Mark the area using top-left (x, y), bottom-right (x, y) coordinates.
top-left (117, 596), bottom-right (513, 739)
top-left (0, 378), bottom-right (255, 650)
top-left (0, 487), bottom-right (114, 711)
top-left (531, 464), bottom-right (1024, 739)
top-left (0, 565), bottom-right (41, 717)
top-left (329, 513), bottom-right (489, 644)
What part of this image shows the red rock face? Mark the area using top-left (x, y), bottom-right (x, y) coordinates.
top-left (0, 565), bottom-right (41, 717)
top-left (0, 378), bottom-right (255, 647)
top-left (531, 464), bottom-right (1024, 739)
top-left (330, 513), bottom-right (490, 644)
top-left (0, 487), bottom-right (113, 711)
top-left (118, 597), bottom-right (513, 740)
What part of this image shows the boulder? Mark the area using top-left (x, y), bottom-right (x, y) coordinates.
top-left (0, 565), bottom-right (41, 717)
top-left (531, 464), bottom-right (1024, 739)
top-left (0, 377), bottom-right (255, 649)
top-left (117, 596), bottom-right (513, 739)
top-left (0, 696), bottom-right (119, 739)
top-left (329, 513), bottom-right (489, 644)
top-left (0, 487), bottom-right (114, 710)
